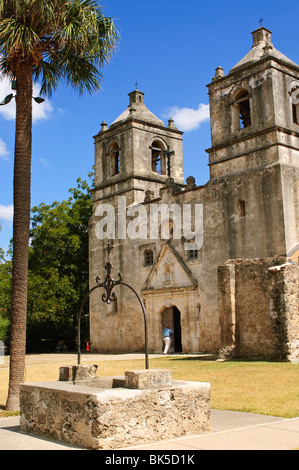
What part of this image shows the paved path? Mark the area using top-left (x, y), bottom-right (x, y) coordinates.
top-left (1, 411), bottom-right (298, 450)
top-left (0, 352), bottom-right (220, 368)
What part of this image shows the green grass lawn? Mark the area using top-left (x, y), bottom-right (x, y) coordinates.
top-left (1, 354), bottom-right (298, 418)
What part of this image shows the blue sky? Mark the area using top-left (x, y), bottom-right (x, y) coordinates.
top-left (1, 0), bottom-right (299, 253)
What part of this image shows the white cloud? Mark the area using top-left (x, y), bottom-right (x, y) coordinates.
top-left (32, 90), bottom-right (53, 123)
top-left (57, 107), bottom-right (70, 116)
top-left (0, 204), bottom-right (13, 223)
top-left (0, 138), bottom-right (9, 160)
top-left (39, 158), bottom-right (49, 167)
top-left (0, 74), bottom-right (15, 120)
top-left (0, 72), bottom-right (53, 123)
top-left (164, 103), bottom-right (210, 132)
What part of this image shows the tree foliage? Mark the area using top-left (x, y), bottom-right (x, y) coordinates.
top-left (0, 249), bottom-right (11, 344)
top-left (0, 177), bottom-right (93, 351)
top-left (27, 177), bottom-right (92, 350)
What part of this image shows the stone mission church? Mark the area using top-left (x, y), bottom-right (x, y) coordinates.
top-left (89, 27), bottom-right (299, 362)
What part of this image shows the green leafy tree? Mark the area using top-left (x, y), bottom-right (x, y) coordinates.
top-left (27, 178), bottom-right (92, 350)
top-left (0, 249), bottom-right (11, 346)
top-left (0, 178), bottom-right (92, 353)
top-left (0, 0), bottom-right (118, 410)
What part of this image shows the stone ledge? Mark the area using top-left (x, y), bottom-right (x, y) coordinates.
top-left (20, 376), bottom-right (211, 450)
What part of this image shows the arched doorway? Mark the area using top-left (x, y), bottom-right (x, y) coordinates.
top-left (161, 306), bottom-right (182, 353)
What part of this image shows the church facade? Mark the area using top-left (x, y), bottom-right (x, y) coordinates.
top-left (88, 27), bottom-right (299, 361)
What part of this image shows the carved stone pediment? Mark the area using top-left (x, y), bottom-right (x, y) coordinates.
top-left (143, 242), bottom-right (198, 292)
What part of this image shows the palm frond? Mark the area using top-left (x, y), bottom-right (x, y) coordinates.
top-left (33, 58), bottom-right (61, 97)
top-left (62, 55), bottom-right (104, 95)
top-left (0, 0), bottom-right (119, 97)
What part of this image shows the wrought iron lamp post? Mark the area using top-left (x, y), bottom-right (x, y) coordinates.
top-left (77, 243), bottom-right (149, 369)
top-left (0, 80), bottom-right (45, 106)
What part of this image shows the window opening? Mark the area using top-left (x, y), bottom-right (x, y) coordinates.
top-left (188, 249), bottom-right (198, 260)
top-left (110, 143), bottom-right (120, 175)
top-left (233, 89), bottom-right (251, 130)
top-left (239, 200), bottom-right (246, 217)
top-left (151, 141), bottom-right (165, 174)
top-left (144, 249), bottom-right (154, 266)
top-left (292, 104), bottom-right (298, 124)
top-left (291, 83), bottom-right (299, 125)
top-left (291, 85), bottom-right (299, 124)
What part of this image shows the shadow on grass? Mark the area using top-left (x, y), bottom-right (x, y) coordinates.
top-left (166, 355), bottom-right (292, 364)
top-left (165, 354), bottom-right (219, 361)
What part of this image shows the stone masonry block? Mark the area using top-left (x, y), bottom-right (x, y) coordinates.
top-left (125, 369), bottom-right (172, 389)
top-left (59, 365), bottom-right (98, 382)
top-left (72, 365), bottom-right (98, 381)
top-left (59, 366), bottom-right (72, 381)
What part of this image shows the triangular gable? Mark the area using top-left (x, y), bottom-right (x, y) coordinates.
top-left (143, 242), bottom-right (198, 291)
top-left (287, 242), bottom-right (299, 263)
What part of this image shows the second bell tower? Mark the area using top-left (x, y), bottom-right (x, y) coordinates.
top-left (206, 27), bottom-right (299, 259)
top-left (207, 27), bottom-right (299, 181)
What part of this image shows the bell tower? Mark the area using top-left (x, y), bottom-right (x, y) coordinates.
top-left (89, 91), bottom-right (185, 353)
top-left (206, 27), bottom-right (299, 259)
top-left (92, 89), bottom-right (184, 206)
top-left (207, 27), bottom-right (299, 180)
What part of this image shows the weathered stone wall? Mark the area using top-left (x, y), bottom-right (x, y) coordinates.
top-left (20, 377), bottom-right (211, 450)
top-left (281, 165), bottom-right (299, 258)
top-left (269, 262), bottom-right (299, 362)
top-left (89, 182), bottom-right (207, 354)
top-left (218, 258), bottom-right (299, 361)
top-left (89, 162), bottom-right (298, 356)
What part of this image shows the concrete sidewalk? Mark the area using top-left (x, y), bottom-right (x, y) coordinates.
top-left (1, 410), bottom-right (298, 450)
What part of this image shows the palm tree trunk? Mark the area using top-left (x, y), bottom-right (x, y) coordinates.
top-left (6, 62), bottom-right (33, 411)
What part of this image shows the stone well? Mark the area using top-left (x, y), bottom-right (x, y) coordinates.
top-left (20, 365), bottom-right (211, 450)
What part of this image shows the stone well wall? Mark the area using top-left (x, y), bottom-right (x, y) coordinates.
top-left (20, 368), bottom-right (210, 450)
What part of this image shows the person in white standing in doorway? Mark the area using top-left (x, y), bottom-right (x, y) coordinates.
top-left (162, 326), bottom-right (173, 354)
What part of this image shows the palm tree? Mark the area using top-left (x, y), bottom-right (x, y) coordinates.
top-left (0, 0), bottom-right (118, 410)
